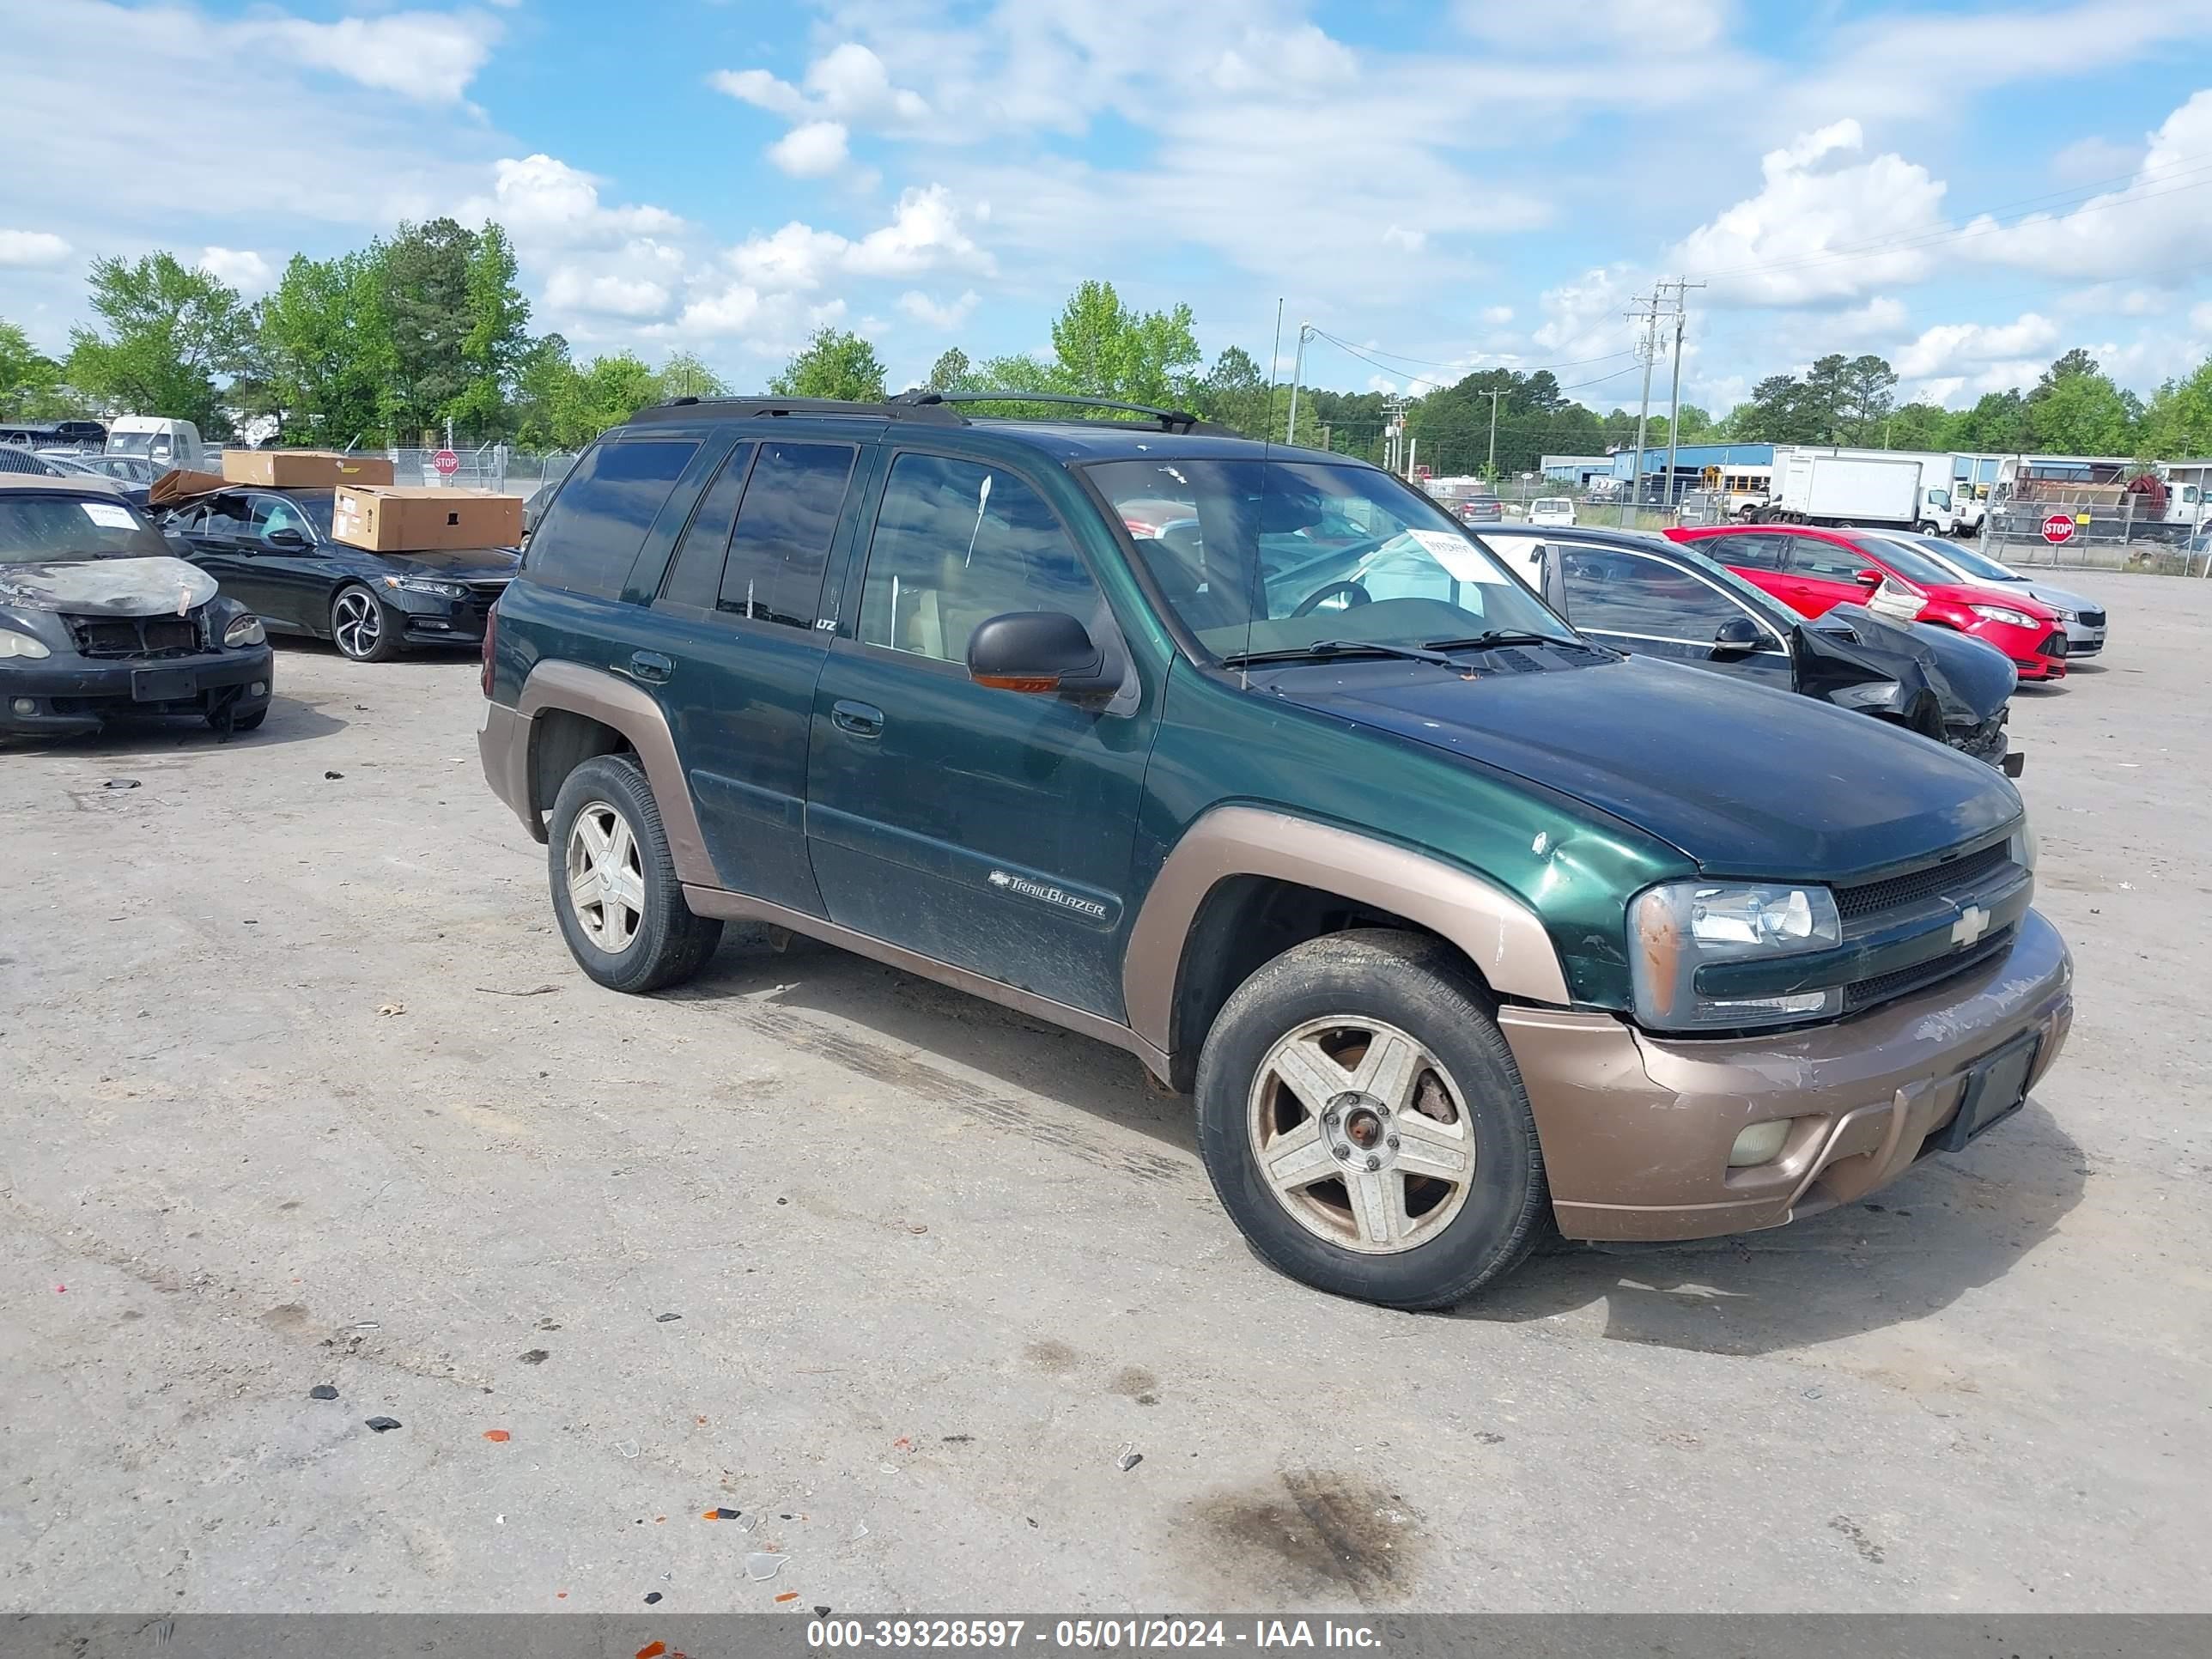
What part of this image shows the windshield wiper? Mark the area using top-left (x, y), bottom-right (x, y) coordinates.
top-left (1218, 639), bottom-right (1462, 670)
top-left (1422, 629), bottom-right (1581, 652)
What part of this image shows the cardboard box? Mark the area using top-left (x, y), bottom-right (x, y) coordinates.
top-left (221, 449), bottom-right (394, 488)
top-left (332, 485), bottom-right (523, 552)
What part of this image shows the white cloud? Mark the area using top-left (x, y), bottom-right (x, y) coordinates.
top-left (2193, 301), bottom-right (2212, 334)
top-left (2050, 134), bottom-right (2144, 186)
top-left (238, 9), bottom-right (503, 105)
top-left (1480, 305), bottom-right (1515, 325)
top-left (470, 155), bottom-right (684, 249)
top-left (1459, 0), bottom-right (1728, 52)
top-left (710, 41), bottom-right (927, 127)
top-left (198, 247), bottom-right (271, 294)
top-left (1381, 225), bottom-right (1425, 253)
top-left (545, 267), bottom-right (672, 319)
top-left (1893, 313), bottom-right (2059, 380)
top-left (896, 289), bottom-right (981, 331)
top-left (1831, 295), bottom-right (1909, 342)
top-left (1961, 88), bottom-right (2212, 280)
top-left (768, 121), bottom-right (850, 178)
top-left (1209, 23), bottom-right (1358, 91)
top-left (0, 228), bottom-right (70, 267)
top-left (730, 186), bottom-right (994, 294)
top-left (1670, 119), bottom-right (1949, 305)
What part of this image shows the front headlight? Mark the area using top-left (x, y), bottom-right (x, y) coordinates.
top-left (1629, 881), bottom-right (1844, 1031)
top-left (223, 613), bottom-right (266, 647)
top-left (2007, 811), bottom-right (2036, 873)
top-left (385, 576), bottom-right (466, 599)
top-left (0, 627), bottom-right (52, 659)
top-left (1970, 604), bottom-right (2039, 628)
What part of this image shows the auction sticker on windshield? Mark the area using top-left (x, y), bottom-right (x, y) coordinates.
top-left (80, 501), bottom-right (137, 530)
top-left (1407, 528), bottom-right (1508, 581)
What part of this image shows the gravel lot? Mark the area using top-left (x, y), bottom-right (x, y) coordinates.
top-left (3, 576), bottom-right (2206, 1615)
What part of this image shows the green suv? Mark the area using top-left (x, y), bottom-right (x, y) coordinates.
top-left (478, 394), bottom-right (2072, 1309)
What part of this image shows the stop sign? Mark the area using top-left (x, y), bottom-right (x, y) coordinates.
top-left (2041, 513), bottom-right (2076, 544)
top-left (433, 448), bottom-right (459, 477)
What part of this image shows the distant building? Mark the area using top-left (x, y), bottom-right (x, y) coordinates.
top-left (1539, 453), bottom-right (1614, 484)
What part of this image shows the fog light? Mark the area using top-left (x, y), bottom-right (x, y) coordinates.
top-left (1729, 1120), bottom-right (1792, 1168)
top-left (249, 681), bottom-right (267, 696)
top-left (11, 697), bottom-right (34, 716)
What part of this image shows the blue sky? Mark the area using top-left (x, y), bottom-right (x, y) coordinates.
top-left (5, 0), bottom-right (2211, 415)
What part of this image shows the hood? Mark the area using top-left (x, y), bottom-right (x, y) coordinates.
top-left (1802, 603), bottom-right (2014, 726)
top-left (372, 548), bottom-right (521, 577)
top-left (2014, 579), bottom-right (2096, 617)
top-left (0, 556), bottom-right (217, 616)
top-left (1261, 654), bottom-right (2018, 880)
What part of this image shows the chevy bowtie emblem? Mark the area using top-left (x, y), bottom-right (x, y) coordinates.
top-left (1951, 904), bottom-right (1990, 948)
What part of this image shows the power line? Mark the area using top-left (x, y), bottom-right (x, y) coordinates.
top-left (1310, 330), bottom-right (1638, 374)
top-left (1306, 326), bottom-right (1637, 388)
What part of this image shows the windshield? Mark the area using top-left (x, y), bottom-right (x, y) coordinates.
top-left (1532, 499), bottom-right (1570, 512)
top-left (1849, 534), bottom-right (1956, 586)
top-left (0, 492), bottom-right (170, 562)
top-left (1089, 457), bottom-right (1573, 660)
top-left (1923, 538), bottom-right (2019, 582)
top-left (108, 434), bottom-right (154, 459)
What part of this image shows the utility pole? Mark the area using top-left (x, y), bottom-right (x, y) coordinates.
top-left (1485, 388), bottom-right (1504, 478)
top-left (1285, 323), bottom-right (1314, 444)
top-left (1659, 278), bottom-right (1703, 515)
top-left (1625, 289), bottom-right (1665, 523)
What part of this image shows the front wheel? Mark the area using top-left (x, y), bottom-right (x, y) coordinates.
top-left (1194, 929), bottom-right (1548, 1310)
top-left (547, 754), bottom-right (722, 994)
top-left (331, 583), bottom-right (402, 663)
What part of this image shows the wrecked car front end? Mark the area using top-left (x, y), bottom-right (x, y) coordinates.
top-left (1, 497), bottom-right (274, 737)
top-left (1800, 603), bottom-right (2021, 775)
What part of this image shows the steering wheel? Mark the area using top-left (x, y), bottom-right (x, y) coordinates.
top-left (1291, 580), bottom-right (1372, 617)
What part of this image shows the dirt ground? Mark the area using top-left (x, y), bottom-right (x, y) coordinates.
top-left (2, 577), bottom-right (2206, 1615)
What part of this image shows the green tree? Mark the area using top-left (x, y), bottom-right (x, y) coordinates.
top-left (64, 252), bottom-right (253, 434)
top-left (0, 319), bottom-right (66, 419)
top-left (1837, 354), bottom-right (1899, 444)
top-left (446, 222), bottom-right (531, 435)
top-left (2140, 357), bottom-right (2212, 459)
top-left (1801, 354), bottom-right (1850, 441)
top-left (1672, 404), bottom-right (1715, 441)
top-left (1735, 374), bottom-right (1820, 443)
top-left (256, 248), bottom-right (396, 445)
top-left (1944, 390), bottom-right (2030, 451)
top-left (924, 347), bottom-right (971, 393)
top-left (511, 333), bottom-right (579, 448)
top-left (1882, 401), bottom-right (1951, 451)
top-left (2030, 348), bottom-right (2102, 404)
top-left (769, 327), bottom-right (886, 401)
top-left (380, 217), bottom-right (479, 438)
top-left (2028, 369), bottom-right (2136, 453)
top-left (1194, 344), bottom-right (1270, 434)
top-left (1045, 280), bottom-right (1200, 408)
top-left (654, 349), bottom-right (726, 401)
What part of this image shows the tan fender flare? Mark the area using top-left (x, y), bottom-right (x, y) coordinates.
top-left (1122, 805), bottom-right (1571, 1057)
top-left (516, 660), bottom-right (715, 886)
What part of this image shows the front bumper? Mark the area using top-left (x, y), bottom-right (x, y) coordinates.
top-left (2062, 620), bottom-right (2104, 656)
top-left (1500, 908), bottom-right (2073, 1243)
top-left (1, 643), bottom-right (274, 735)
top-left (388, 590), bottom-right (498, 646)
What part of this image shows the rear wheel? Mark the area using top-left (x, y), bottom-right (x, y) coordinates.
top-left (548, 754), bottom-right (721, 994)
top-left (1194, 929), bottom-right (1548, 1310)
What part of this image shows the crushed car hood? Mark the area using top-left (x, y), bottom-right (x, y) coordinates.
top-left (1262, 653), bottom-right (2018, 880)
top-left (0, 556), bottom-right (217, 616)
top-left (1800, 603), bottom-right (2015, 728)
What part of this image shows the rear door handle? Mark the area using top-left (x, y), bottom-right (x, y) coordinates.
top-left (626, 650), bottom-right (673, 684)
top-left (830, 699), bottom-right (884, 739)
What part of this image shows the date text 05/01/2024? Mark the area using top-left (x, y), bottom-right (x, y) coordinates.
top-left (805, 1619), bottom-right (1382, 1650)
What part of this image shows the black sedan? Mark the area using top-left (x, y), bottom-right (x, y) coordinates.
top-left (1478, 523), bottom-right (2022, 773)
top-left (0, 477), bottom-right (274, 738)
top-left (156, 484), bottom-right (520, 662)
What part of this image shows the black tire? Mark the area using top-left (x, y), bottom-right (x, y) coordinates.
top-left (547, 753), bottom-right (721, 994)
top-left (331, 582), bottom-right (402, 663)
top-left (1194, 928), bottom-right (1549, 1310)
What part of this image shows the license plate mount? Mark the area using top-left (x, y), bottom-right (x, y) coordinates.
top-left (1935, 1030), bottom-right (2040, 1153)
top-left (132, 666), bottom-right (199, 702)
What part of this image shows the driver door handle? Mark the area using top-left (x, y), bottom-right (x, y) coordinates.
top-left (830, 699), bottom-right (884, 739)
top-left (625, 650), bottom-right (673, 684)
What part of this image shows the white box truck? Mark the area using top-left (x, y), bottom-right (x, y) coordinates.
top-left (1767, 450), bottom-right (1960, 532)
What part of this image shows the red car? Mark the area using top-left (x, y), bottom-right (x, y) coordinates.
top-left (1666, 524), bottom-right (2069, 682)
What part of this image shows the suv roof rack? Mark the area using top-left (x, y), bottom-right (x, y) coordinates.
top-left (897, 390), bottom-right (1227, 435)
top-left (629, 396), bottom-right (968, 427)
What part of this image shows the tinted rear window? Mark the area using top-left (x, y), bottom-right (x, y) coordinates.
top-left (523, 439), bottom-right (699, 598)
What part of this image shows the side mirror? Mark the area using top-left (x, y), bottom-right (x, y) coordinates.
top-left (267, 527), bottom-right (309, 549)
top-left (1855, 568), bottom-right (1884, 587)
top-left (1713, 616), bottom-right (1762, 654)
top-left (1534, 544), bottom-right (1568, 613)
top-left (966, 611), bottom-right (1116, 696)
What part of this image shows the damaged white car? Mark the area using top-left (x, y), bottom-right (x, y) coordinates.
top-left (0, 477), bottom-right (274, 738)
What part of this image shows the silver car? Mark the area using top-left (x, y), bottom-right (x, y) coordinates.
top-left (1858, 529), bottom-right (2107, 658)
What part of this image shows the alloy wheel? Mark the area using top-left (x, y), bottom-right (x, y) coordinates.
top-left (1247, 1016), bottom-right (1476, 1254)
top-left (333, 589), bottom-right (382, 659)
top-left (564, 802), bottom-right (647, 954)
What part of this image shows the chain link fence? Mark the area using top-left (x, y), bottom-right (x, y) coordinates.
top-left (335, 442), bottom-right (581, 497)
